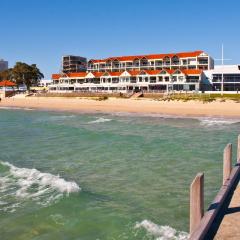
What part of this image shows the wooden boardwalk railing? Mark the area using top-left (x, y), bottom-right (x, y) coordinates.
top-left (189, 135), bottom-right (240, 240)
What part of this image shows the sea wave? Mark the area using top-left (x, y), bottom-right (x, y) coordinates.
top-left (199, 118), bottom-right (240, 127)
top-left (88, 117), bottom-right (112, 124)
top-left (135, 220), bottom-right (189, 240)
top-left (34, 115), bottom-right (76, 123)
top-left (0, 106), bottom-right (33, 111)
top-left (49, 115), bottom-right (76, 121)
top-left (0, 161), bottom-right (80, 212)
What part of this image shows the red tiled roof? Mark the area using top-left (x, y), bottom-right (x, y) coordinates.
top-left (127, 70), bottom-right (141, 76)
top-left (109, 71), bottom-right (124, 76)
top-left (52, 74), bottom-right (61, 80)
top-left (92, 72), bottom-right (104, 77)
top-left (90, 51), bottom-right (204, 63)
top-left (182, 69), bottom-right (202, 75)
top-left (0, 80), bottom-right (16, 86)
top-left (144, 70), bottom-right (161, 75)
top-left (66, 72), bottom-right (87, 78)
top-left (52, 72), bottom-right (87, 80)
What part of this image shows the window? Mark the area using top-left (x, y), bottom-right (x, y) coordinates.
top-left (186, 76), bottom-right (199, 83)
top-left (150, 77), bottom-right (156, 83)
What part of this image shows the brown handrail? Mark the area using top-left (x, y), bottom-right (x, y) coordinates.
top-left (189, 135), bottom-right (240, 240)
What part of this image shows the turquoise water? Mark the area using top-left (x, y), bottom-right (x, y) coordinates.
top-left (0, 108), bottom-right (239, 240)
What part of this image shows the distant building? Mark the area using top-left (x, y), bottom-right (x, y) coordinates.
top-left (87, 50), bottom-right (214, 72)
top-left (204, 65), bottom-right (240, 91)
top-left (62, 55), bottom-right (87, 73)
top-left (0, 59), bottom-right (8, 72)
top-left (50, 50), bottom-right (213, 93)
top-left (39, 79), bottom-right (52, 87)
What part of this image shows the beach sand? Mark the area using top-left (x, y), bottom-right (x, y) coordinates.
top-left (1, 97), bottom-right (240, 118)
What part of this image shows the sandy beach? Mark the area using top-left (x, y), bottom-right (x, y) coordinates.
top-left (1, 97), bottom-right (240, 118)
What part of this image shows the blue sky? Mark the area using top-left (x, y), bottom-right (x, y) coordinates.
top-left (1, 0), bottom-right (240, 78)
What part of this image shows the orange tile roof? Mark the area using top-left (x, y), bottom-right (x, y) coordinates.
top-left (52, 72), bottom-right (87, 80)
top-left (0, 80), bottom-right (16, 86)
top-left (90, 51), bottom-right (204, 63)
top-left (182, 69), bottom-right (202, 75)
top-left (66, 72), bottom-right (87, 78)
top-left (127, 70), bottom-right (141, 76)
top-left (109, 71), bottom-right (124, 76)
top-left (92, 72), bottom-right (104, 77)
top-left (144, 70), bottom-right (161, 75)
top-left (52, 74), bottom-right (61, 80)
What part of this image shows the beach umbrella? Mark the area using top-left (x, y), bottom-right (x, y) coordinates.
top-left (0, 80), bottom-right (16, 87)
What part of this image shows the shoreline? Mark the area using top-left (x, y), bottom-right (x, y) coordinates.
top-left (1, 97), bottom-right (240, 119)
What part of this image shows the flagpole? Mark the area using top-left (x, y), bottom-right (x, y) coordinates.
top-left (221, 44), bottom-right (224, 95)
top-left (215, 45), bottom-right (231, 95)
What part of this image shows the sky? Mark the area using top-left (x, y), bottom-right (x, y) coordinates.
top-left (1, 0), bottom-right (240, 78)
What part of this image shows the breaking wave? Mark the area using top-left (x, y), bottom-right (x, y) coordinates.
top-left (88, 117), bottom-right (112, 124)
top-left (199, 118), bottom-right (240, 127)
top-left (135, 220), bottom-right (189, 240)
top-left (49, 115), bottom-right (76, 121)
top-left (0, 106), bottom-right (33, 111)
top-left (0, 161), bottom-right (80, 212)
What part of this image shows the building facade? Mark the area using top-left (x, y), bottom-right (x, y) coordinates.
top-left (204, 65), bottom-right (240, 91)
top-left (50, 50), bottom-right (214, 93)
top-left (87, 50), bottom-right (214, 72)
top-left (50, 69), bottom-right (204, 93)
top-left (38, 79), bottom-right (53, 88)
top-left (62, 55), bottom-right (87, 73)
top-left (0, 59), bottom-right (8, 72)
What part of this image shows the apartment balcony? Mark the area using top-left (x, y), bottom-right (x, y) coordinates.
top-left (188, 61), bottom-right (197, 65)
top-left (112, 65), bottom-right (120, 68)
top-left (112, 80), bottom-right (119, 84)
top-left (198, 61), bottom-right (208, 64)
top-left (133, 63), bottom-right (139, 67)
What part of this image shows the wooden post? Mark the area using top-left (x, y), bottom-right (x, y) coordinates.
top-left (223, 143), bottom-right (232, 185)
top-left (190, 173), bottom-right (204, 235)
top-left (237, 135), bottom-right (240, 162)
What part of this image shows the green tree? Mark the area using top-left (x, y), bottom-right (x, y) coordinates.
top-left (10, 62), bottom-right (44, 90)
top-left (0, 69), bottom-right (12, 81)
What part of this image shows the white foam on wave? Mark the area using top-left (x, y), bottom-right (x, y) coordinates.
top-left (34, 115), bottom-right (76, 123)
top-left (199, 118), bottom-right (239, 127)
top-left (0, 106), bottom-right (33, 111)
top-left (0, 161), bottom-right (80, 212)
top-left (135, 220), bottom-right (189, 240)
top-left (88, 117), bottom-right (112, 124)
top-left (49, 115), bottom-right (76, 121)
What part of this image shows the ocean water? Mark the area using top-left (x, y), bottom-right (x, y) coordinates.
top-left (0, 107), bottom-right (240, 240)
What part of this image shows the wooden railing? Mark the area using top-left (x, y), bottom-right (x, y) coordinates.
top-left (189, 135), bottom-right (240, 239)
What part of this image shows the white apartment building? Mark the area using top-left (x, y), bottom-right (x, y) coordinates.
top-left (50, 50), bottom-right (213, 93)
top-left (87, 50), bottom-right (214, 72)
top-left (205, 65), bottom-right (240, 91)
